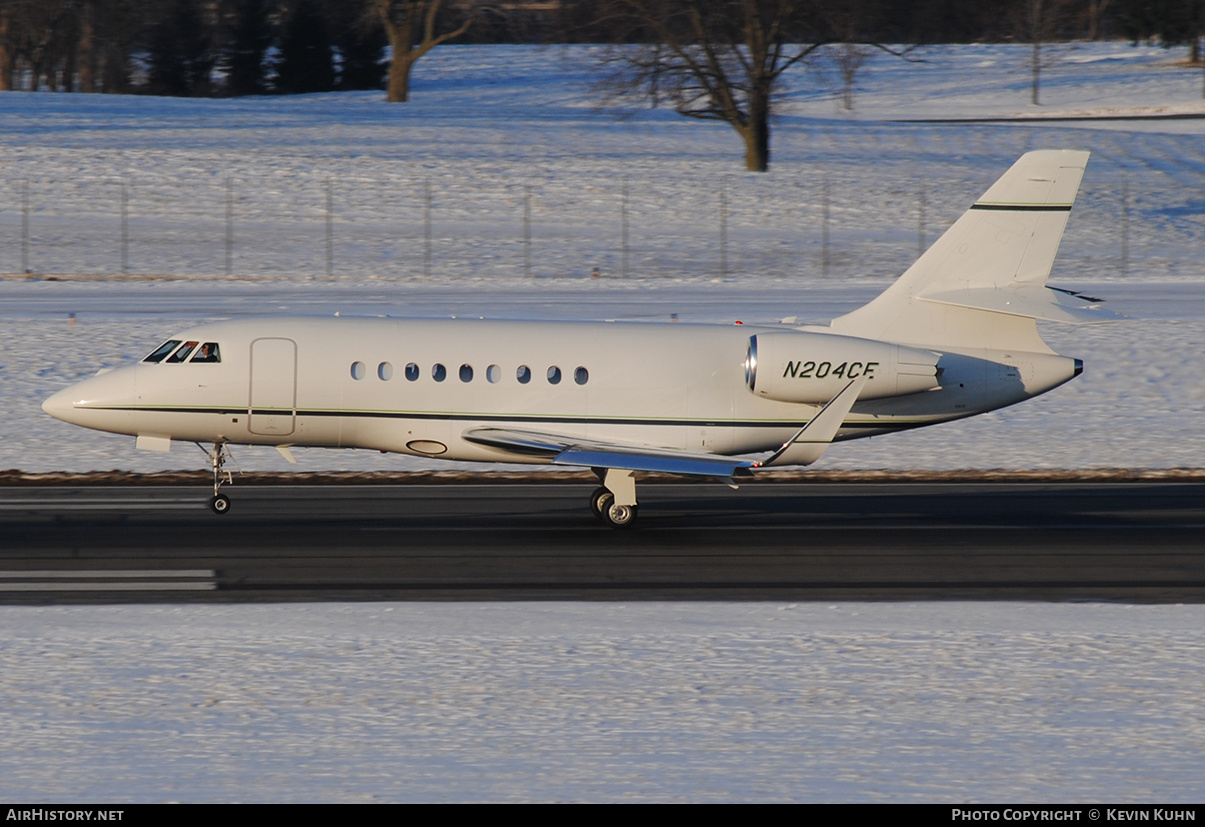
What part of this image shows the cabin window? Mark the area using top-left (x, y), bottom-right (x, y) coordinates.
top-left (547, 366), bottom-right (562, 385)
top-left (351, 361), bottom-right (366, 380)
top-left (459, 364), bottom-right (473, 383)
top-left (575, 367), bottom-right (589, 385)
top-left (486, 365), bottom-right (501, 384)
top-left (378, 362), bottom-right (393, 381)
top-left (143, 340), bottom-right (182, 363)
top-left (432, 363), bottom-right (447, 382)
top-left (190, 343), bottom-right (221, 363)
top-left (166, 341), bottom-right (199, 363)
top-left (405, 363), bottom-right (419, 381)
top-left (517, 365), bottom-right (531, 384)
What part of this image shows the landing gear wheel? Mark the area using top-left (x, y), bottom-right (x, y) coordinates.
top-left (603, 501), bottom-right (637, 529)
top-left (591, 469), bottom-right (640, 529)
top-left (590, 487), bottom-right (612, 519)
top-left (210, 493), bottom-right (231, 515)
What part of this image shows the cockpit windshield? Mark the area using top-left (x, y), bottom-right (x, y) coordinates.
top-left (143, 340), bottom-right (182, 363)
top-left (190, 343), bottom-right (220, 363)
top-left (142, 340), bottom-right (222, 364)
top-left (166, 341), bottom-right (199, 363)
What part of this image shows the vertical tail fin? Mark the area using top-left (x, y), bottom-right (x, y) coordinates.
top-left (830, 150), bottom-right (1097, 353)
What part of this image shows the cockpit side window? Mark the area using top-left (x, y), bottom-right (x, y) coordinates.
top-left (190, 342), bottom-right (221, 363)
top-left (143, 340), bottom-right (183, 363)
top-left (166, 341), bottom-right (199, 363)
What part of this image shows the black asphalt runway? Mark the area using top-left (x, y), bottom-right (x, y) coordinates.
top-left (2, 481), bottom-right (1204, 603)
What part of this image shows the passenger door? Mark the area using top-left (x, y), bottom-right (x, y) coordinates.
top-left (248, 338), bottom-right (297, 436)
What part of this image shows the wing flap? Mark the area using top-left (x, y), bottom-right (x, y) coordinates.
top-left (552, 448), bottom-right (756, 477)
top-left (463, 426), bottom-right (756, 478)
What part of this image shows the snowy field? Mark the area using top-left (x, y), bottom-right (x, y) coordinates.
top-left (2, 44), bottom-right (1205, 802)
top-left (3, 601), bottom-right (1205, 803)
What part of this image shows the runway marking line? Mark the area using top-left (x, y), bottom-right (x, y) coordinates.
top-left (0, 569), bottom-right (217, 592)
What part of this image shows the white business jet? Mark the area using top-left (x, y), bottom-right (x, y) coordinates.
top-left (43, 151), bottom-right (1117, 527)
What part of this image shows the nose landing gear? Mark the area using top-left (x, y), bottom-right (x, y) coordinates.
top-left (203, 442), bottom-right (234, 515)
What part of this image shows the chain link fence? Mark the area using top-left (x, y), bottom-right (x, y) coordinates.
top-left (0, 169), bottom-right (991, 283)
top-left (0, 157), bottom-right (1155, 285)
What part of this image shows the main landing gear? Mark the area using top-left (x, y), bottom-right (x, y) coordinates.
top-left (204, 442), bottom-right (233, 515)
top-left (590, 468), bottom-right (639, 529)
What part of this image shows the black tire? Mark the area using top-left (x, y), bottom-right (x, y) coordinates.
top-left (603, 502), bottom-right (637, 529)
top-left (210, 494), bottom-right (231, 515)
top-left (589, 486), bottom-right (612, 519)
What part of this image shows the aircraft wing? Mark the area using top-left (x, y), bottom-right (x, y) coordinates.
top-left (463, 377), bottom-right (867, 478)
top-left (462, 427), bottom-right (758, 479)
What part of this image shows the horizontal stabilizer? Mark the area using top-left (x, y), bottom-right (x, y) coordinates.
top-left (920, 285), bottom-right (1123, 324)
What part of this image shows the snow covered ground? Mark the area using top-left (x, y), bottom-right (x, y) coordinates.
top-left (1, 44), bottom-right (1204, 802)
top-left (3, 601), bottom-right (1205, 803)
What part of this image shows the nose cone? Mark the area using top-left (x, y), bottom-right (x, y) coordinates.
top-left (42, 386), bottom-right (77, 423)
top-left (42, 367), bottom-right (138, 434)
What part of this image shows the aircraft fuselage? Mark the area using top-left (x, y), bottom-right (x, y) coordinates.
top-left (43, 316), bottom-right (1079, 463)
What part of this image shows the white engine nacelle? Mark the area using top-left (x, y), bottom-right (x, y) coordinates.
top-left (746, 332), bottom-right (941, 403)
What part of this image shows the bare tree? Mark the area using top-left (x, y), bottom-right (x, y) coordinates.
top-left (586, 1), bottom-right (892, 172)
top-left (373, 0), bottom-right (477, 102)
top-left (810, 0), bottom-right (900, 111)
top-left (0, 0), bottom-right (152, 93)
top-left (1, 0), bottom-right (78, 91)
top-left (1117, 0), bottom-right (1205, 96)
top-left (95, 0), bottom-right (146, 93)
top-left (0, 2), bottom-right (14, 91)
top-left (1015, 0), bottom-right (1075, 105)
top-left (809, 38), bottom-right (892, 112)
top-left (76, 0), bottom-right (95, 92)
top-left (831, 42), bottom-right (872, 110)
top-left (1085, 0), bottom-right (1110, 40)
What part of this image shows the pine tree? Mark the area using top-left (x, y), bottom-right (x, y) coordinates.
top-left (337, 19), bottom-right (386, 90)
top-left (226, 0), bottom-right (273, 96)
top-left (146, 0), bottom-right (213, 96)
top-left (275, 0), bottom-right (335, 94)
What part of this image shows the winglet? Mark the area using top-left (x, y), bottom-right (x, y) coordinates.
top-left (755, 375), bottom-right (867, 468)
